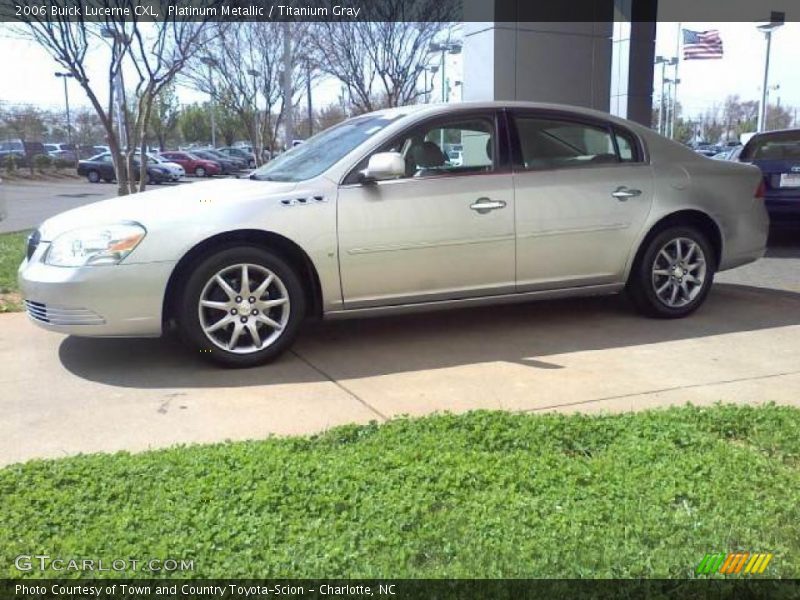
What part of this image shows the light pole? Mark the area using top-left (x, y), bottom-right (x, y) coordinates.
top-left (54, 72), bottom-right (74, 160)
top-left (423, 65), bottom-right (438, 103)
top-left (654, 56), bottom-right (677, 135)
top-left (428, 41), bottom-right (462, 103)
top-left (200, 57), bottom-right (219, 147)
top-left (246, 68), bottom-right (261, 161)
top-left (664, 77), bottom-right (681, 139)
top-left (756, 18), bottom-right (783, 132)
top-left (101, 28), bottom-right (128, 151)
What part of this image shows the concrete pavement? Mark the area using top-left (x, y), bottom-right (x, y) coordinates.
top-left (0, 177), bottom-right (213, 234)
top-left (2, 280), bottom-right (800, 466)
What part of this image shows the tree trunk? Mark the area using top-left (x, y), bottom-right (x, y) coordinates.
top-left (138, 97), bottom-right (154, 192)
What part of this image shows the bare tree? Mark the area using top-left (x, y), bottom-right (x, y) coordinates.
top-left (183, 22), bottom-right (313, 162)
top-left (15, 2), bottom-right (211, 195)
top-left (308, 2), bottom-right (458, 113)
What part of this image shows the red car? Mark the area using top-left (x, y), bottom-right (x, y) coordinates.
top-left (159, 151), bottom-right (221, 178)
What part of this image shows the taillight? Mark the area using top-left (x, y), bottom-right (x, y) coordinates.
top-left (755, 179), bottom-right (766, 199)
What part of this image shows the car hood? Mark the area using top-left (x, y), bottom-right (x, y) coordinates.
top-left (38, 178), bottom-right (298, 240)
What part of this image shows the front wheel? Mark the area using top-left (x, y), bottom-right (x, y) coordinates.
top-left (178, 246), bottom-right (306, 367)
top-left (87, 170), bottom-right (100, 183)
top-left (627, 226), bottom-right (715, 318)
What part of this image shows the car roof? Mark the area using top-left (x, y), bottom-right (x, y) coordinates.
top-left (370, 101), bottom-right (631, 122)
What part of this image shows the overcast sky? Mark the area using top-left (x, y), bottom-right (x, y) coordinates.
top-left (0, 21), bottom-right (798, 123)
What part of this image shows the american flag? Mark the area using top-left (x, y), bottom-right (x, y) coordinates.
top-left (683, 29), bottom-right (724, 60)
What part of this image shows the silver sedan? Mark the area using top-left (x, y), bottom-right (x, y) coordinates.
top-left (19, 102), bottom-right (768, 367)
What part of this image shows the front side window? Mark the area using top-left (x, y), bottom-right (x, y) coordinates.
top-left (348, 115), bottom-right (496, 183)
top-left (513, 116), bottom-right (622, 170)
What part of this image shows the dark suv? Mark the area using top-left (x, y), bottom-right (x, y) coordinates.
top-left (741, 129), bottom-right (800, 227)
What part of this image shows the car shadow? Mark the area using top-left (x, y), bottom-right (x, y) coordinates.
top-left (58, 283), bottom-right (800, 389)
top-left (766, 229), bottom-right (800, 258)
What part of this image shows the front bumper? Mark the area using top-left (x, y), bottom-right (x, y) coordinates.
top-left (18, 243), bottom-right (176, 337)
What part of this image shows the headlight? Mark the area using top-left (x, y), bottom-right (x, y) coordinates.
top-left (45, 223), bottom-right (146, 267)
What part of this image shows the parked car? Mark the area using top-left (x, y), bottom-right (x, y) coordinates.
top-left (159, 151), bottom-right (221, 177)
top-left (48, 149), bottom-right (78, 163)
top-left (740, 128), bottom-right (800, 227)
top-left (191, 149), bottom-right (238, 175)
top-left (0, 139), bottom-right (47, 166)
top-left (77, 152), bottom-right (171, 184)
top-left (20, 102), bottom-right (768, 368)
top-left (136, 152), bottom-right (185, 181)
top-left (0, 139), bottom-right (25, 162)
top-left (204, 148), bottom-right (248, 170)
top-left (447, 150), bottom-right (463, 166)
top-left (217, 146), bottom-right (257, 168)
top-left (711, 146), bottom-right (743, 162)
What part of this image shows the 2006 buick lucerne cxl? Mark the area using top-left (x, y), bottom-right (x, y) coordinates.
top-left (19, 102), bottom-right (769, 367)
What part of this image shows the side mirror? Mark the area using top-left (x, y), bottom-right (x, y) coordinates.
top-left (360, 152), bottom-right (405, 182)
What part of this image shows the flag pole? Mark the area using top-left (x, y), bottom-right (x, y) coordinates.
top-left (671, 22), bottom-right (682, 139)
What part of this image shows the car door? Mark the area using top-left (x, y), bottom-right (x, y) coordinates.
top-left (337, 111), bottom-right (516, 309)
top-left (98, 154), bottom-right (116, 179)
top-left (162, 152), bottom-right (188, 170)
top-left (509, 111), bottom-right (654, 291)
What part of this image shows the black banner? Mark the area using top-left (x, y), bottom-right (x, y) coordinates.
top-left (3, 579), bottom-right (800, 600)
top-left (0, 0), bottom-right (797, 23)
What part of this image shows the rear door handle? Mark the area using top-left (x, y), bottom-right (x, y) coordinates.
top-left (470, 198), bottom-right (507, 214)
top-left (611, 186), bottom-right (642, 201)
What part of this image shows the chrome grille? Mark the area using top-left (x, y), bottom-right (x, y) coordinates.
top-left (25, 301), bottom-right (105, 326)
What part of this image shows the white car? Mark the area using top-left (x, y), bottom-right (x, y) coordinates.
top-left (146, 153), bottom-right (184, 181)
top-left (19, 101), bottom-right (768, 368)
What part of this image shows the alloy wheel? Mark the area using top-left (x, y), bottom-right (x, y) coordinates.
top-left (651, 237), bottom-right (707, 308)
top-left (198, 263), bottom-right (290, 354)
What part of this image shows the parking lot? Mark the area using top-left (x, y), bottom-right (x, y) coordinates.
top-left (0, 176), bottom-right (235, 234)
top-left (0, 177), bottom-right (798, 466)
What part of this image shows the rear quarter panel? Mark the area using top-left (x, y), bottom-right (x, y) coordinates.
top-left (629, 126), bottom-right (767, 272)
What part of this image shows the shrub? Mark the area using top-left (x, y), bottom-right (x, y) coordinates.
top-left (33, 154), bottom-right (52, 173)
top-left (3, 154), bottom-right (17, 174)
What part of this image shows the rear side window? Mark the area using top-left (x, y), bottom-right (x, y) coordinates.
top-left (513, 116), bottom-right (622, 170)
top-left (742, 133), bottom-right (800, 161)
top-left (615, 129), bottom-right (638, 162)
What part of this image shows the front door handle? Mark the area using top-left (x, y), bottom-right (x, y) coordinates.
top-left (470, 198), bottom-right (507, 214)
top-left (611, 186), bottom-right (642, 201)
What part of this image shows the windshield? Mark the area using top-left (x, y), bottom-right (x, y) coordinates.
top-left (251, 113), bottom-right (406, 182)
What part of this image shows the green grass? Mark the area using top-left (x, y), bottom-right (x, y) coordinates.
top-left (1, 405), bottom-right (798, 579)
top-left (0, 230), bottom-right (28, 312)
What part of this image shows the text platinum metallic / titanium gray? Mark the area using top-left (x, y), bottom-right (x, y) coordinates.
top-left (18, 101), bottom-right (769, 367)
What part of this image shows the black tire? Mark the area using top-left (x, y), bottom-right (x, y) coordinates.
top-left (87, 170), bottom-right (100, 183)
top-left (627, 225), bottom-right (715, 318)
top-left (194, 166), bottom-right (206, 178)
top-left (103, 177), bottom-right (113, 183)
top-left (178, 246), bottom-right (306, 368)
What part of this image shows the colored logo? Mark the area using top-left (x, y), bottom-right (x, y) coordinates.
top-left (696, 552), bottom-right (773, 575)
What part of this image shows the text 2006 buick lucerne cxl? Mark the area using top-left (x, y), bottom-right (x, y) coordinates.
top-left (19, 102), bottom-right (769, 367)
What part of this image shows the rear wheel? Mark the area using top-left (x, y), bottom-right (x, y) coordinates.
top-left (178, 246), bottom-right (306, 367)
top-left (194, 166), bottom-right (206, 178)
top-left (627, 226), bottom-right (715, 318)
